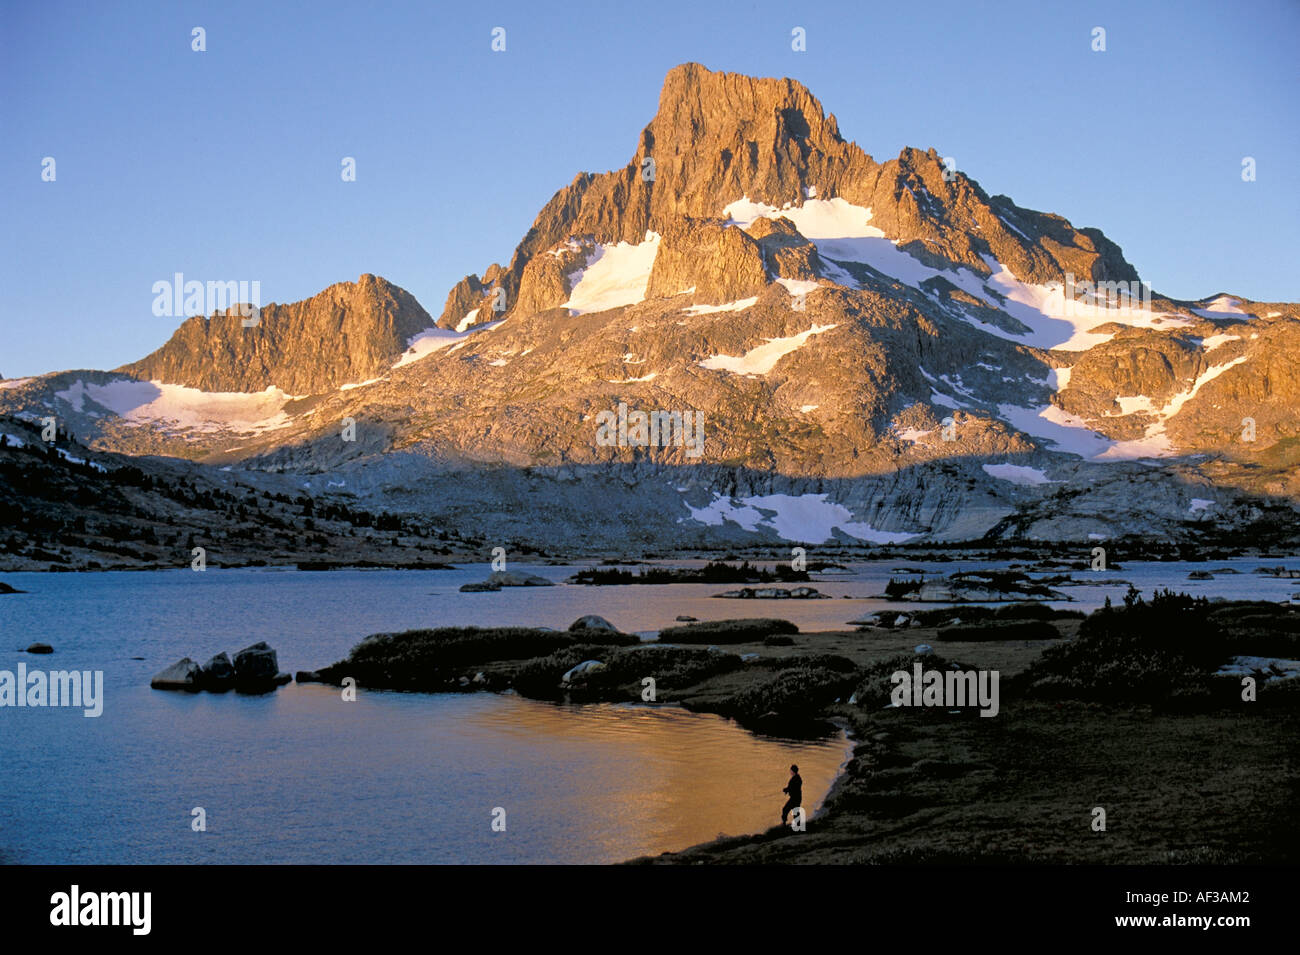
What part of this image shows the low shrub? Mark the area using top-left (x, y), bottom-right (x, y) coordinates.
top-left (321, 626), bottom-right (636, 690)
top-left (718, 660), bottom-right (861, 729)
top-left (995, 602), bottom-right (1085, 621)
top-left (656, 618), bottom-right (798, 644)
top-left (1018, 589), bottom-right (1224, 702)
top-left (514, 644), bottom-right (743, 700)
top-left (884, 577), bottom-right (923, 599)
top-left (584, 645), bottom-right (742, 696)
top-left (511, 646), bottom-right (604, 699)
top-left (937, 620), bottom-right (1061, 642)
top-left (851, 652), bottom-right (957, 708)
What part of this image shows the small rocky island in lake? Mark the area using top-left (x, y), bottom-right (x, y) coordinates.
top-left (459, 570), bottom-right (557, 592)
top-left (712, 586), bottom-right (829, 599)
top-left (568, 561), bottom-right (810, 586)
top-left (881, 571), bottom-right (1068, 602)
top-left (151, 641), bottom-right (291, 694)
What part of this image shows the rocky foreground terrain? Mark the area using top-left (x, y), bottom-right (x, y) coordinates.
top-left (2, 63), bottom-right (1297, 558)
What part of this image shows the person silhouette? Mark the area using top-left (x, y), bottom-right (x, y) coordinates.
top-left (781, 763), bottom-right (803, 825)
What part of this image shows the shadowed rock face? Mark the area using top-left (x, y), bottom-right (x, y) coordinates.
top-left (120, 274), bottom-right (433, 393)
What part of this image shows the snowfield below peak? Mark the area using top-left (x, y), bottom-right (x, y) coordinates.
top-left (394, 327), bottom-right (475, 368)
top-left (564, 233), bottom-right (661, 315)
top-left (54, 379), bottom-right (295, 434)
top-left (723, 196), bottom-right (1193, 352)
top-left (699, 324), bottom-right (837, 376)
top-left (389, 321), bottom-right (505, 373)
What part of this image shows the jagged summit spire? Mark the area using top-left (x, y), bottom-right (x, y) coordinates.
top-left (436, 64), bottom-right (1140, 329)
top-left (649, 62), bottom-right (844, 151)
top-left (633, 63), bottom-right (861, 221)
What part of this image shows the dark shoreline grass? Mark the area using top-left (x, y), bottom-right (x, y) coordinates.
top-left (567, 560), bottom-right (811, 586)
top-left (632, 700), bottom-right (1300, 864)
top-left (301, 595), bottom-right (1300, 864)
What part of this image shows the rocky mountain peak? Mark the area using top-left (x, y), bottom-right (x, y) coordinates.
top-left (437, 63), bottom-right (1141, 329)
top-left (121, 274), bottom-right (432, 394)
top-left (642, 62), bottom-right (848, 207)
top-left (3, 61), bottom-right (1295, 552)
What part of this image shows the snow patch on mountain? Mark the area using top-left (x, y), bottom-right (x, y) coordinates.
top-left (685, 494), bottom-right (766, 532)
top-left (999, 400), bottom-right (1170, 461)
top-left (1047, 367), bottom-right (1072, 391)
top-left (606, 373), bottom-right (657, 383)
top-left (564, 233), bottom-right (661, 315)
top-left (976, 256), bottom-right (1189, 351)
top-left (1112, 395), bottom-right (1157, 415)
top-left (699, 324), bottom-right (838, 376)
top-left (929, 389), bottom-right (971, 409)
top-left (392, 322), bottom-right (504, 371)
top-left (54, 379), bottom-right (295, 434)
top-left (724, 197), bottom-right (1188, 351)
top-left (546, 239), bottom-right (583, 258)
top-left (775, 278), bottom-right (822, 297)
top-left (394, 329), bottom-right (467, 368)
top-left (997, 402), bottom-right (1121, 459)
top-left (727, 196), bottom-right (939, 288)
top-left (999, 356), bottom-right (1249, 461)
top-left (1193, 295), bottom-right (1248, 319)
top-left (683, 297), bottom-right (758, 315)
top-left (919, 367), bottom-right (975, 409)
top-left (1147, 357), bottom-right (1249, 425)
top-left (340, 377), bottom-right (386, 391)
top-left (724, 196), bottom-right (872, 238)
top-left (1201, 333), bottom-right (1241, 351)
top-left (1216, 656), bottom-right (1300, 682)
top-left (685, 491), bottom-right (915, 544)
top-left (52, 447), bottom-right (106, 471)
top-left (982, 463), bottom-right (1053, 486)
top-left (997, 213), bottom-right (1033, 241)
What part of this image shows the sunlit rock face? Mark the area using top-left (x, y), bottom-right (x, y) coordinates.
top-left (121, 273), bottom-right (433, 394)
top-left (3, 64), bottom-right (1297, 549)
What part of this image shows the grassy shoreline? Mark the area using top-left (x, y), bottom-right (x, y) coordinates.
top-left (299, 597), bottom-right (1300, 864)
top-left (640, 695), bottom-right (1300, 864)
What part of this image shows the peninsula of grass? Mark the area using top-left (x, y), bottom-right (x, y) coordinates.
top-left (301, 594), bottom-right (1300, 864)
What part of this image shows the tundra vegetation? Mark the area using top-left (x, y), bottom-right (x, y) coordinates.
top-left (301, 591), bottom-right (1300, 864)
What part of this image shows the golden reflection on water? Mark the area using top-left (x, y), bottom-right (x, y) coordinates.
top-left (463, 696), bottom-right (850, 858)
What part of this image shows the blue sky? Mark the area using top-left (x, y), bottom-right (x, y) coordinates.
top-left (2, 0), bottom-right (1297, 379)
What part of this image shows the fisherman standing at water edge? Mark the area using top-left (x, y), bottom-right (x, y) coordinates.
top-left (781, 764), bottom-right (802, 824)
